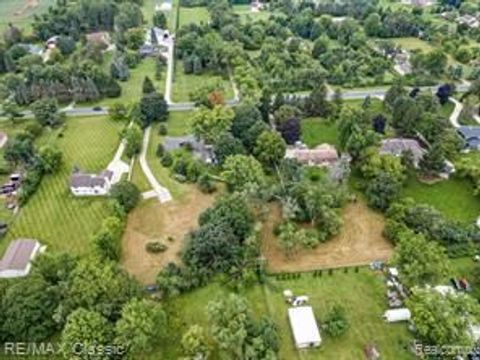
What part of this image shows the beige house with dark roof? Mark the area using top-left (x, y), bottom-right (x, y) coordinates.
top-left (285, 143), bottom-right (339, 167)
top-left (0, 239), bottom-right (44, 278)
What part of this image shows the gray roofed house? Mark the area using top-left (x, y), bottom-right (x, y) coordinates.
top-left (458, 126), bottom-right (480, 150)
top-left (163, 135), bottom-right (215, 163)
top-left (379, 138), bottom-right (426, 167)
top-left (70, 169), bottom-right (113, 196)
top-left (0, 239), bottom-right (44, 278)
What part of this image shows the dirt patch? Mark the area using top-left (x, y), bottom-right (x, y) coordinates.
top-left (14, 0), bottom-right (39, 16)
top-left (122, 187), bottom-right (217, 284)
top-left (261, 201), bottom-right (394, 273)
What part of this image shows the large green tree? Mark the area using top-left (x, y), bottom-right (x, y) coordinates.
top-left (253, 131), bottom-right (286, 168)
top-left (221, 155), bottom-right (265, 192)
top-left (191, 105), bottom-right (234, 144)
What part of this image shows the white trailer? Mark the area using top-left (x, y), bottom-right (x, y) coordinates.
top-left (288, 306), bottom-right (322, 348)
top-left (383, 308), bottom-right (411, 323)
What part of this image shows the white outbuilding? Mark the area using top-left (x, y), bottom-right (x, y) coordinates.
top-left (383, 308), bottom-right (411, 323)
top-left (288, 306), bottom-right (322, 348)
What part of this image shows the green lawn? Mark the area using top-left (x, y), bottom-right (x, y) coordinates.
top-left (148, 270), bottom-right (413, 359)
top-left (301, 118), bottom-right (340, 148)
top-left (131, 157), bottom-right (151, 192)
top-left (172, 62), bottom-right (234, 103)
top-left (94, 58), bottom-right (166, 107)
top-left (145, 112), bottom-right (193, 200)
top-left (0, 0), bottom-right (55, 32)
top-left (402, 176), bottom-right (480, 224)
top-left (2, 116), bottom-right (123, 255)
top-left (391, 37), bottom-right (434, 53)
top-left (233, 4), bottom-right (272, 22)
top-left (178, 6), bottom-right (210, 27)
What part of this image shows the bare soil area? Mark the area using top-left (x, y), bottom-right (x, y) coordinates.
top-left (122, 187), bottom-right (216, 284)
top-left (262, 201), bottom-right (394, 273)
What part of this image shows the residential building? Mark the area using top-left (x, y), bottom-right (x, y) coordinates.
top-left (0, 239), bottom-right (44, 278)
top-left (285, 143), bottom-right (339, 167)
top-left (457, 14), bottom-right (480, 29)
top-left (163, 135), bottom-right (215, 163)
top-left (379, 138), bottom-right (426, 167)
top-left (70, 170), bottom-right (114, 196)
top-left (458, 126), bottom-right (480, 150)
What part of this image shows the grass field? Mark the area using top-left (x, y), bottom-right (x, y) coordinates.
top-left (148, 271), bottom-right (413, 359)
top-left (172, 63), bottom-right (234, 103)
top-left (0, 0), bottom-right (55, 32)
top-left (391, 37), bottom-right (434, 53)
top-left (145, 112), bottom-right (193, 200)
top-left (233, 4), bottom-right (271, 22)
top-left (94, 58), bottom-right (166, 107)
top-left (301, 118), bottom-right (340, 148)
top-left (178, 6), bottom-right (210, 27)
top-left (402, 176), bottom-right (480, 224)
top-left (131, 157), bottom-right (151, 192)
top-left (2, 116), bottom-right (123, 255)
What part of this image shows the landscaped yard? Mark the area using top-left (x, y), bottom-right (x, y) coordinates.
top-left (402, 176), bottom-right (480, 224)
top-left (391, 37), bottom-right (434, 53)
top-left (178, 6), bottom-right (210, 27)
top-left (0, 0), bottom-right (55, 31)
top-left (1, 116), bottom-right (123, 255)
top-left (172, 63), bottom-right (234, 103)
top-left (147, 271), bottom-right (413, 359)
top-left (233, 4), bottom-right (271, 22)
top-left (301, 118), bottom-right (340, 148)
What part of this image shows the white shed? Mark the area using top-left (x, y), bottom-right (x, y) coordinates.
top-left (288, 306), bottom-right (322, 348)
top-left (383, 308), bottom-right (411, 323)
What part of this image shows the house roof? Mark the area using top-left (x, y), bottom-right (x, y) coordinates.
top-left (163, 136), bottom-right (214, 162)
top-left (458, 126), bottom-right (480, 140)
top-left (286, 143), bottom-right (339, 164)
top-left (379, 138), bottom-right (425, 160)
top-left (288, 306), bottom-right (321, 346)
top-left (0, 239), bottom-right (39, 271)
top-left (70, 172), bottom-right (107, 189)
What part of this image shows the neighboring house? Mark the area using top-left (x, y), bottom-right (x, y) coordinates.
top-left (458, 126), bottom-right (480, 150)
top-left (458, 14), bottom-right (480, 29)
top-left (379, 138), bottom-right (426, 167)
top-left (45, 35), bottom-right (60, 49)
top-left (0, 239), bottom-right (45, 278)
top-left (140, 27), bottom-right (171, 57)
top-left (0, 132), bottom-right (8, 148)
top-left (70, 170), bottom-right (114, 196)
top-left (86, 32), bottom-right (111, 48)
top-left (285, 143), bottom-right (339, 167)
top-left (163, 135), bottom-right (215, 164)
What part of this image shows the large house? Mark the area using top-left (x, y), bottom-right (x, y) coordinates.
top-left (0, 239), bottom-right (44, 278)
top-left (139, 27), bottom-right (171, 57)
top-left (285, 143), bottom-right (339, 167)
top-left (458, 126), bottom-right (480, 150)
top-left (379, 138), bottom-right (426, 167)
top-left (163, 135), bottom-right (215, 164)
top-left (70, 170), bottom-right (114, 196)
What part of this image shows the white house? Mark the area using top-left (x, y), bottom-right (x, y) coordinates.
top-left (288, 306), bottom-right (322, 348)
top-left (0, 239), bottom-right (45, 278)
top-left (70, 170), bottom-right (113, 196)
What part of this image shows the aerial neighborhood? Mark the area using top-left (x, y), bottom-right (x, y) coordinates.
top-left (1, 0), bottom-right (480, 358)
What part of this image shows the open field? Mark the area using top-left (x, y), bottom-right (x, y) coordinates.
top-left (391, 37), bottom-right (435, 53)
top-left (122, 188), bottom-right (216, 284)
top-left (0, 0), bottom-right (54, 31)
top-left (301, 118), bottom-right (339, 148)
top-left (148, 271), bottom-right (413, 359)
top-left (233, 4), bottom-right (271, 22)
top-left (1, 116), bottom-right (122, 255)
top-left (172, 63), bottom-right (234, 102)
top-left (402, 176), bottom-right (480, 224)
top-left (178, 6), bottom-right (210, 27)
top-left (262, 201), bottom-right (394, 272)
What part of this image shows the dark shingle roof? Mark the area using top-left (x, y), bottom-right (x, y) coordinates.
top-left (0, 239), bottom-right (39, 271)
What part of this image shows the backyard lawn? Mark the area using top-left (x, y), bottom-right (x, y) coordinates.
top-left (233, 4), bottom-right (272, 22)
top-left (2, 116), bottom-right (123, 255)
top-left (172, 63), bottom-right (234, 103)
top-left (178, 6), bottom-right (210, 27)
top-left (148, 271), bottom-right (413, 359)
top-left (402, 176), bottom-right (480, 224)
top-left (0, 0), bottom-right (55, 32)
top-left (301, 118), bottom-right (339, 148)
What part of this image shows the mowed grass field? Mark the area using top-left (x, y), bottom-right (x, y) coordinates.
top-left (0, 0), bottom-right (55, 31)
top-left (402, 176), bottom-right (480, 224)
top-left (301, 118), bottom-right (340, 148)
top-left (172, 63), bottom-right (234, 102)
top-left (178, 6), bottom-right (210, 27)
top-left (2, 116), bottom-right (123, 255)
top-left (147, 271), bottom-right (413, 359)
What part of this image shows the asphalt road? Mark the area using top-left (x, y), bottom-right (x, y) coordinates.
top-left (0, 83), bottom-right (472, 119)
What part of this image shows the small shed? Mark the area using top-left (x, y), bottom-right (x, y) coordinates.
top-left (288, 306), bottom-right (322, 348)
top-left (383, 308), bottom-right (411, 323)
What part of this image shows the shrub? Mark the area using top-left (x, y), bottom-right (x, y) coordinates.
top-left (161, 153), bottom-right (173, 167)
top-left (197, 174), bottom-right (216, 194)
top-left (156, 144), bottom-right (165, 158)
top-left (323, 305), bottom-right (350, 337)
top-left (158, 124), bottom-right (168, 135)
top-left (146, 241), bottom-right (168, 254)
